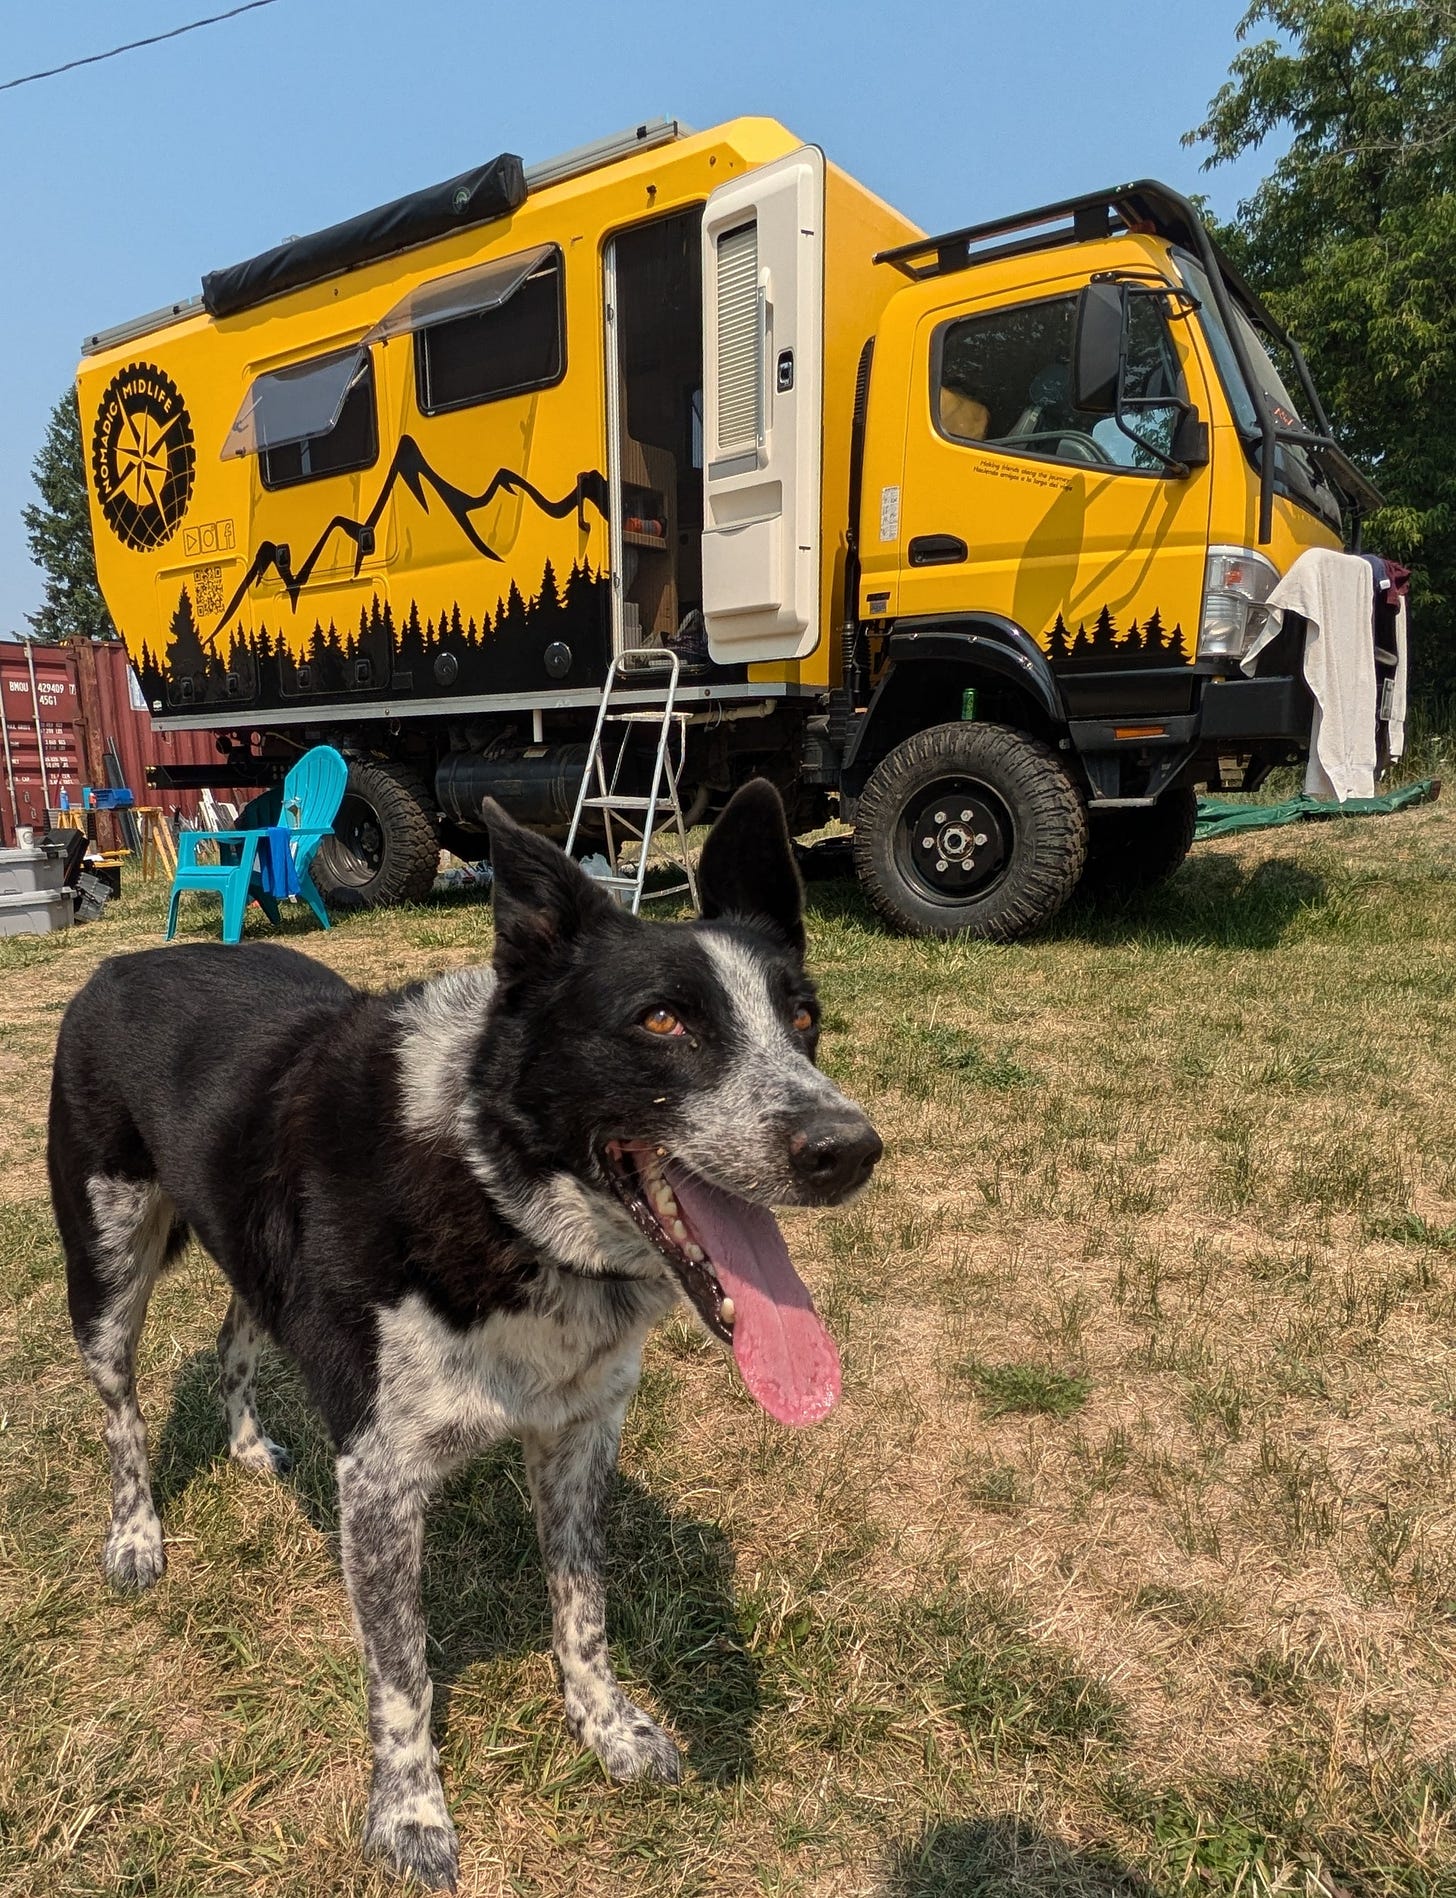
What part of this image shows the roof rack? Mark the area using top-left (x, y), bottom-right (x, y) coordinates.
top-left (877, 177), bottom-right (1381, 539)
top-left (875, 179), bottom-right (1214, 280)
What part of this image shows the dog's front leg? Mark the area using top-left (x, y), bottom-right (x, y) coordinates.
top-left (523, 1412), bottom-right (682, 1783)
top-left (337, 1448), bottom-right (459, 1893)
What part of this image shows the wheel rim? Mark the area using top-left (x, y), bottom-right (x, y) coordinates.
top-left (318, 790), bottom-right (386, 890)
top-left (894, 776), bottom-right (1012, 905)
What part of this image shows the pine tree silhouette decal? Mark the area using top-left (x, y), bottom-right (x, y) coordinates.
top-left (138, 640), bottom-right (163, 705)
top-left (151, 553), bottom-right (612, 714)
top-left (166, 586), bottom-right (206, 685)
top-left (564, 558), bottom-right (598, 642)
top-left (1053, 600), bottom-right (1192, 670)
top-left (398, 601), bottom-right (425, 675)
top-left (537, 558), bottom-right (561, 623)
top-left (500, 580), bottom-right (528, 645)
top-left (225, 627), bottom-right (255, 696)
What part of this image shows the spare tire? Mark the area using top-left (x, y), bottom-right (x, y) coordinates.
top-left (310, 759), bottom-right (439, 909)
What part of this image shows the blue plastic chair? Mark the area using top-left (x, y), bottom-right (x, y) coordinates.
top-left (165, 745), bottom-right (348, 944)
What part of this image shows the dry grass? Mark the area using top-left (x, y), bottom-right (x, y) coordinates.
top-left (1, 794), bottom-right (1454, 1896)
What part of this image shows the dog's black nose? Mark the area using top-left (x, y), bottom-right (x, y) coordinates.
top-left (788, 1114), bottom-right (884, 1197)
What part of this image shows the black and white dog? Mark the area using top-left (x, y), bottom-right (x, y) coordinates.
top-left (49, 781), bottom-right (881, 1891)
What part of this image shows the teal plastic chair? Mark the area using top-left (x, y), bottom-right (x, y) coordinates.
top-left (165, 745), bottom-right (348, 944)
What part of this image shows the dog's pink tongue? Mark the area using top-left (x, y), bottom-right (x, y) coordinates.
top-left (665, 1165), bottom-right (840, 1427)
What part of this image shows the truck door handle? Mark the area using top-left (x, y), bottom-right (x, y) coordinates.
top-left (908, 534), bottom-right (968, 566)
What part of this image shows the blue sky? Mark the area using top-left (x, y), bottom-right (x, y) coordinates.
top-left (0, 0), bottom-right (1280, 635)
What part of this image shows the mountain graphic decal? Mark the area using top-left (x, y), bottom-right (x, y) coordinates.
top-left (208, 435), bottom-right (608, 646)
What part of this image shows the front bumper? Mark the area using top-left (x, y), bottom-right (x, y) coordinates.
top-left (1066, 670), bottom-right (1313, 804)
top-left (1197, 672), bottom-right (1312, 743)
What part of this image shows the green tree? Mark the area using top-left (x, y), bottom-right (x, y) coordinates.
top-left (21, 388), bottom-right (115, 642)
top-left (1190, 2), bottom-right (1456, 702)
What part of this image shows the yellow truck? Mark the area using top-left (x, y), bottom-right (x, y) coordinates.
top-left (78, 115), bottom-right (1383, 937)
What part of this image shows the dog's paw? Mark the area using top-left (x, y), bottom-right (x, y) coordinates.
top-left (362, 1802), bottom-right (459, 1892)
top-left (230, 1432), bottom-right (293, 1478)
top-left (103, 1512), bottom-right (166, 1592)
top-left (580, 1698), bottom-right (682, 1784)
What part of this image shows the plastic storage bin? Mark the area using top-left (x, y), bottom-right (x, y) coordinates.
top-left (0, 845), bottom-right (66, 898)
top-left (0, 889), bottom-right (73, 935)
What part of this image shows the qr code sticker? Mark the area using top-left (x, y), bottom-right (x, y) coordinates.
top-left (193, 564), bottom-right (224, 617)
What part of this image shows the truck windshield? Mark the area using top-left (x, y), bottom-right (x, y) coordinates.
top-left (1175, 254), bottom-right (1341, 533)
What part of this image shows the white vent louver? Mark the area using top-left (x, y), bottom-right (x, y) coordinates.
top-left (714, 222), bottom-right (760, 453)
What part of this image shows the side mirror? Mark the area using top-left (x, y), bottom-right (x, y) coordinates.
top-left (1072, 280), bottom-right (1125, 414)
top-left (1169, 405), bottom-right (1210, 472)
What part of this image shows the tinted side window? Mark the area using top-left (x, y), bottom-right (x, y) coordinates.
top-left (261, 357), bottom-right (378, 490)
top-left (415, 255), bottom-right (564, 415)
top-left (936, 293), bottom-right (1185, 473)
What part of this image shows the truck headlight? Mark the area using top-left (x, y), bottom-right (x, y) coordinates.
top-left (1198, 546), bottom-right (1280, 662)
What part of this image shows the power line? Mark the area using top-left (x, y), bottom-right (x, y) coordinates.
top-left (0, 0), bottom-right (283, 94)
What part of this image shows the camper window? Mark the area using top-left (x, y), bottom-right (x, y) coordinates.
top-left (222, 347), bottom-right (380, 488)
top-left (260, 355), bottom-right (379, 490)
top-left (414, 251), bottom-right (564, 415)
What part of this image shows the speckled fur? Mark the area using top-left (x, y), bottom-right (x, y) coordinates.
top-left (47, 785), bottom-right (879, 1892)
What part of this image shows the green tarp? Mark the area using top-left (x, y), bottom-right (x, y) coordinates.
top-left (1195, 778), bottom-right (1441, 840)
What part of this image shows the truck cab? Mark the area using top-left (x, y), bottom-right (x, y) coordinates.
top-left (837, 183), bottom-right (1386, 936)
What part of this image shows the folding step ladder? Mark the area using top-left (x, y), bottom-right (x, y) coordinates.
top-left (565, 648), bottom-right (699, 913)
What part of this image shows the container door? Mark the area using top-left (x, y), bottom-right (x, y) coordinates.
top-left (700, 146), bottom-right (824, 663)
top-left (0, 646), bottom-right (82, 843)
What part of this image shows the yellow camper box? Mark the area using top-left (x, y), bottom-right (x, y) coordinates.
top-left (79, 118), bottom-right (916, 730)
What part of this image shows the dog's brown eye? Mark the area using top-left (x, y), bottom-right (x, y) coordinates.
top-left (642, 1007), bottom-right (685, 1037)
top-left (792, 1004), bottom-right (814, 1033)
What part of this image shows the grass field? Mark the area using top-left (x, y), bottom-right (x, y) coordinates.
top-left (1, 792), bottom-right (1454, 1897)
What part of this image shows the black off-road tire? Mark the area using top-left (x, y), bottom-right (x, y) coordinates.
top-left (1080, 788), bottom-right (1198, 899)
top-left (853, 722), bottom-right (1088, 940)
top-left (311, 759), bottom-right (439, 909)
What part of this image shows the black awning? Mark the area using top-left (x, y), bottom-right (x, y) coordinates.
top-left (201, 153), bottom-right (528, 320)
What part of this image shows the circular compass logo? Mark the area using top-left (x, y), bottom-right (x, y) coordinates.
top-left (92, 363), bottom-right (196, 551)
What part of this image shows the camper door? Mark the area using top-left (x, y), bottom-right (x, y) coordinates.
top-left (700, 147), bottom-right (824, 663)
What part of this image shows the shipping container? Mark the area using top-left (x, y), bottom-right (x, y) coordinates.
top-left (0, 640), bottom-right (212, 848)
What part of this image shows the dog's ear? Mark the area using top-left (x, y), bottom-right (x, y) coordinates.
top-left (697, 779), bottom-right (805, 958)
top-left (481, 799), bottom-right (619, 984)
